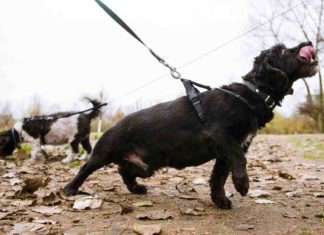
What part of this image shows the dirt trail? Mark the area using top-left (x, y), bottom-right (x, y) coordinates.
top-left (0, 135), bottom-right (323, 235)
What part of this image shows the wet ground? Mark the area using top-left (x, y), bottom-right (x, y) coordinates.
top-left (0, 135), bottom-right (323, 235)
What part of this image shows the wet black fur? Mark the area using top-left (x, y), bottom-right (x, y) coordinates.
top-left (64, 42), bottom-right (318, 209)
top-left (0, 98), bottom-right (103, 157)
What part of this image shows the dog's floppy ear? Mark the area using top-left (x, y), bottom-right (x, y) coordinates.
top-left (258, 55), bottom-right (289, 93)
top-left (265, 62), bottom-right (287, 78)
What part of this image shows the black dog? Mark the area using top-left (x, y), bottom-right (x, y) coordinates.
top-left (0, 98), bottom-right (103, 162)
top-left (64, 42), bottom-right (318, 209)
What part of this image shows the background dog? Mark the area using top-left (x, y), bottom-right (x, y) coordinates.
top-left (0, 129), bottom-right (20, 157)
top-left (64, 42), bottom-right (318, 209)
top-left (0, 98), bottom-right (103, 162)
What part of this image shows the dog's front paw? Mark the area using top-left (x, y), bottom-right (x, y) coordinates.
top-left (63, 184), bottom-right (79, 196)
top-left (129, 184), bottom-right (147, 194)
top-left (212, 196), bottom-right (232, 209)
top-left (232, 174), bottom-right (249, 196)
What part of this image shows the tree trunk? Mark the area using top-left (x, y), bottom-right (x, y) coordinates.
top-left (302, 78), bottom-right (313, 104)
top-left (318, 69), bottom-right (324, 132)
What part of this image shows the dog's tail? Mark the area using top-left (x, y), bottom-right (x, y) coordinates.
top-left (84, 97), bottom-right (104, 120)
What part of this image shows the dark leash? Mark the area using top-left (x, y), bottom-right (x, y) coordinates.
top-left (23, 103), bottom-right (108, 123)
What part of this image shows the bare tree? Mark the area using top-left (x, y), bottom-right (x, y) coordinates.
top-left (26, 94), bottom-right (44, 116)
top-left (247, 0), bottom-right (324, 132)
top-left (0, 101), bottom-right (14, 129)
top-left (96, 87), bottom-right (109, 134)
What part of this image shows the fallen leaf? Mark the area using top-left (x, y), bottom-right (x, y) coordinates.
top-left (248, 189), bottom-right (270, 198)
top-left (283, 212), bottom-right (298, 218)
top-left (234, 224), bottom-right (255, 230)
top-left (120, 204), bottom-right (134, 215)
top-left (225, 191), bottom-right (234, 198)
top-left (315, 211), bottom-right (324, 219)
top-left (32, 206), bottom-right (63, 216)
top-left (192, 177), bottom-right (207, 185)
top-left (23, 177), bottom-right (45, 193)
top-left (102, 186), bottom-right (116, 192)
top-left (0, 212), bottom-right (10, 220)
top-left (9, 222), bottom-right (44, 234)
top-left (17, 167), bottom-right (37, 175)
top-left (133, 201), bottom-right (153, 208)
top-left (73, 197), bottom-right (102, 210)
top-left (300, 174), bottom-right (319, 181)
top-left (16, 176), bottom-right (51, 198)
top-left (136, 210), bottom-right (173, 220)
top-left (278, 171), bottom-right (295, 180)
top-left (168, 177), bottom-right (183, 183)
top-left (3, 172), bottom-right (16, 179)
top-left (42, 192), bottom-right (61, 206)
top-left (255, 199), bottom-right (276, 204)
top-left (272, 186), bottom-right (282, 191)
top-left (294, 163), bottom-right (316, 170)
top-left (193, 185), bottom-right (210, 195)
top-left (9, 178), bottom-right (21, 186)
top-left (177, 227), bottom-right (196, 233)
top-left (180, 208), bottom-right (203, 216)
top-left (313, 192), bottom-right (324, 198)
top-left (285, 191), bottom-right (301, 198)
top-left (133, 224), bottom-right (161, 235)
top-left (12, 199), bottom-right (36, 207)
top-left (177, 194), bottom-right (197, 200)
top-left (176, 182), bottom-right (194, 194)
top-left (33, 219), bottom-right (57, 224)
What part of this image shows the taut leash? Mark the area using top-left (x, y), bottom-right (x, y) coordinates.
top-left (94, 0), bottom-right (211, 122)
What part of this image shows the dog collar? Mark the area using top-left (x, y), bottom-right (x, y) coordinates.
top-left (11, 128), bottom-right (18, 148)
top-left (243, 81), bottom-right (277, 110)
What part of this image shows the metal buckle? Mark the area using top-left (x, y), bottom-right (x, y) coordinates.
top-left (264, 96), bottom-right (276, 109)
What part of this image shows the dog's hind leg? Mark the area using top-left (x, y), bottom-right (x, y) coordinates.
top-left (29, 141), bottom-right (43, 161)
top-left (62, 139), bottom-right (80, 163)
top-left (124, 154), bottom-right (150, 175)
top-left (118, 163), bottom-right (148, 194)
top-left (79, 137), bottom-right (92, 161)
top-left (210, 159), bottom-right (232, 209)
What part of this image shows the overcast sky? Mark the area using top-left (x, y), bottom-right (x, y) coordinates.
top-left (0, 0), bottom-right (314, 118)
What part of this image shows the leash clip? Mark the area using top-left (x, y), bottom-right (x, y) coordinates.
top-left (170, 68), bottom-right (181, 79)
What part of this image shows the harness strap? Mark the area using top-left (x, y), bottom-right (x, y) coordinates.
top-left (181, 79), bottom-right (207, 122)
top-left (215, 88), bottom-right (256, 112)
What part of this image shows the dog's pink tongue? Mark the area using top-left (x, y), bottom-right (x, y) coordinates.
top-left (299, 45), bottom-right (315, 61)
